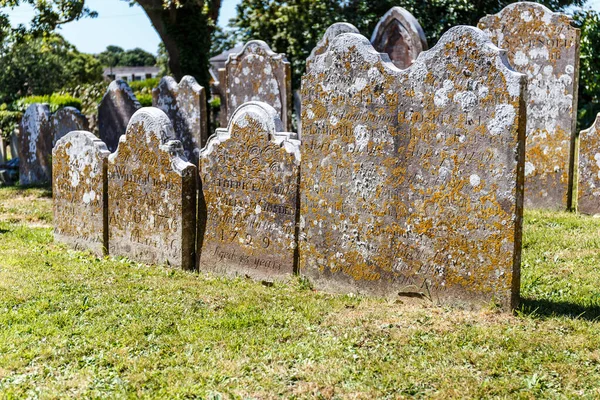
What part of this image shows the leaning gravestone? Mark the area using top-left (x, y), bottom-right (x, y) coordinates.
top-left (301, 27), bottom-right (527, 309)
top-left (199, 102), bottom-right (300, 281)
top-left (98, 80), bottom-right (141, 152)
top-left (52, 107), bottom-right (89, 146)
top-left (577, 114), bottom-right (600, 214)
top-left (53, 131), bottom-right (109, 255)
top-left (220, 41), bottom-right (292, 131)
top-left (152, 75), bottom-right (207, 165)
top-left (19, 104), bottom-right (53, 185)
top-left (107, 107), bottom-right (197, 270)
top-left (370, 6), bottom-right (428, 69)
top-left (479, 3), bottom-right (580, 210)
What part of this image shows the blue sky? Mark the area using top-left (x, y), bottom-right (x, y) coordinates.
top-left (4, 0), bottom-right (600, 55)
top-left (5, 0), bottom-right (242, 55)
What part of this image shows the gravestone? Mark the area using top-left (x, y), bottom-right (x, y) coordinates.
top-left (577, 114), bottom-right (600, 214)
top-left (19, 104), bottom-right (53, 185)
top-left (220, 41), bottom-right (292, 131)
top-left (300, 27), bottom-right (526, 309)
top-left (98, 80), bottom-right (141, 152)
top-left (199, 102), bottom-right (300, 281)
top-left (10, 130), bottom-right (19, 159)
top-left (107, 107), bottom-right (197, 270)
top-left (370, 6), bottom-right (428, 70)
top-left (479, 3), bottom-right (580, 210)
top-left (53, 131), bottom-right (109, 255)
top-left (306, 22), bottom-right (360, 69)
top-left (152, 75), bottom-right (207, 165)
top-left (52, 107), bottom-right (89, 146)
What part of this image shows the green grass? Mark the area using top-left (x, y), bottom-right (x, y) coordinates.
top-left (1, 187), bottom-right (600, 398)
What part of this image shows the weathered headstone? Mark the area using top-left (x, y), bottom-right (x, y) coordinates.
top-left (10, 130), bottom-right (19, 159)
top-left (52, 106), bottom-right (89, 146)
top-left (479, 3), bottom-right (580, 210)
top-left (19, 104), bottom-right (53, 185)
top-left (370, 6), bottom-right (428, 69)
top-left (98, 80), bottom-right (141, 152)
top-left (220, 41), bottom-right (292, 131)
top-left (300, 27), bottom-right (526, 309)
top-left (306, 22), bottom-right (360, 69)
top-left (199, 101), bottom-right (300, 281)
top-left (152, 75), bottom-right (208, 165)
top-left (107, 107), bottom-right (197, 270)
top-left (53, 131), bottom-right (109, 255)
top-left (577, 114), bottom-right (600, 214)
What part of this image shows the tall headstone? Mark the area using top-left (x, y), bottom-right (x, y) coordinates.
top-left (107, 107), bottom-right (197, 270)
top-left (220, 41), bottom-right (292, 131)
top-left (306, 22), bottom-right (360, 69)
top-left (370, 6), bottom-right (428, 70)
top-left (479, 3), bottom-right (580, 210)
top-left (300, 27), bottom-right (526, 309)
top-left (19, 104), bottom-right (53, 185)
top-left (577, 114), bottom-right (600, 214)
top-left (98, 80), bottom-right (141, 152)
top-left (52, 107), bottom-right (89, 146)
top-left (152, 75), bottom-right (208, 166)
top-left (199, 102), bottom-right (300, 281)
top-left (53, 131), bottom-right (109, 255)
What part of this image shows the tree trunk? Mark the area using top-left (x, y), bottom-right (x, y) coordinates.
top-left (135, 0), bottom-right (221, 90)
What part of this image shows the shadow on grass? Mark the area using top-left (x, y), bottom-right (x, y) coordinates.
top-left (6, 183), bottom-right (52, 198)
top-left (519, 297), bottom-right (600, 321)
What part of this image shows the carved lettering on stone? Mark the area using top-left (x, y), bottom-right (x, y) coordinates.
top-left (300, 27), bottom-right (526, 309)
top-left (98, 80), bottom-right (141, 152)
top-left (221, 41), bottom-right (292, 131)
top-left (199, 101), bottom-right (300, 281)
top-left (479, 3), bottom-right (580, 210)
top-left (152, 75), bottom-right (208, 165)
top-left (53, 131), bottom-right (109, 255)
top-left (371, 6), bottom-right (428, 70)
top-left (107, 107), bottom-right (197, 270)
top-left (577, 114), bottom-right (600, 214)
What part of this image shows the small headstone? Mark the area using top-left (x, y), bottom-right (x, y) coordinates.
top-left (306, 22), bottom-right (360, 69)
top-left (19, 104), bottom-right (53, 185)
top-left (221, 41), bottom-right (292, 130)
top-left (98, 80), bottom-right (141, 152)
top-left (370, 6), bottom-right (428, 69)
top-left (199, 101), bottom-right (300, 281)
top-left (10, 130), bottom-right (19, 159)
top-left (479, 3), bottom-right (580, 210)
top-left (53, 131), bottom-right (109, 255)
top-left (107, 107), bottom-right (197, 270)
top-left (152, 75), bottom-right (208, 165)
top-left (52, 107), bottom-right (89, 146)
top-left (577, 114), bottom-right (600, 214)
top-left (301, 27), bottom-right (526, 309)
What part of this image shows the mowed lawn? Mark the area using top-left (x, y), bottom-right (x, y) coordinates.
top-left (1, 187), bottom-right (600, 399)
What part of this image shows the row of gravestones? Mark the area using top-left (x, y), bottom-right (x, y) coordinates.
top-left (55, 23), bottom-right (525, 310)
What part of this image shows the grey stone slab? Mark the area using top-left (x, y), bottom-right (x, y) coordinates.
top-left (18, 104), bottom-right (53, 185)
top-left (98, 80), bottom-right (141, 152)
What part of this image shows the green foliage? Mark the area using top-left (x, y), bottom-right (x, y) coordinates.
top-left (96, 45), bottom-right (157, 67)
top-left (574, 10), bottom-right (600, 131)
top-left (209, 96), bottom-right (220, 109)
top-left (136, 93), bottom-right (153, 107)
top-left (0, 33), bottom-right (103, 103)
top-left (0, 110), bottom-right (22, 139)
top-left (14, 93), bottom-right (82, 113)
top-left (230, 0), bottom-right (585, 89)
top-left (156, 42), bottom-right (170, 77)
top-left (128, 78), bottom-right (159, 92)
top-left (58, 81), bottom-right (107, 118)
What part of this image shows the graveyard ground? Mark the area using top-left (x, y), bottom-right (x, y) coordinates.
top-left (1, 187), bottom-right (600, 398)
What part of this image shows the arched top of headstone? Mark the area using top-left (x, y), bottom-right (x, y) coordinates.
top-left (370, 6), bottom-right (428, 69)
top-left (153, 75), bottom-right (203, 99)
top-left (109, 107), bottom-right (192, 176)
top-left (308, 26), bottom-right (521, 90)
top-left (226, 40), bottom-right (288, 65)
top-left (479, 2), bottom-right (575, 31)
top-left (53, 131), bottom-right (109, 187)
top-left (307, 22), bottom-right (360, 69)
top-left (202, 101), bottom-right (300, 164)
top-left (22, 103), bottom-right (51, 124)
top-left (52, 107), bottom-right (89, 146)
top-left (103, 80), bottom-right (142, 108)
